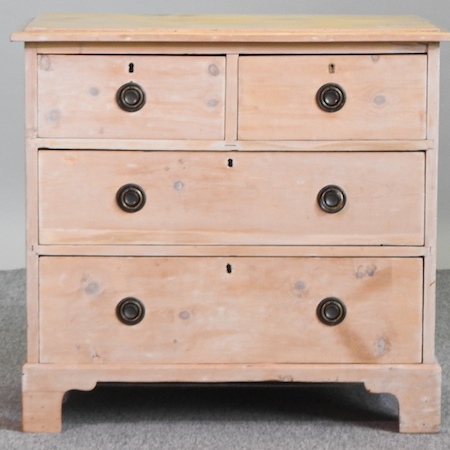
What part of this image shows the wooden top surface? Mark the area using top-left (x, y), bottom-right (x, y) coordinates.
top-left (11, 13), bottom-right (450, 43)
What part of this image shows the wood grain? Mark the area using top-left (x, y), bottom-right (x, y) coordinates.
top-left (37, 55), bottom-right (225, 139)
top-left (15, 14), bottom-right (446, 434)
top-left (22, 362), bottom-right (441, 433)
top-left (239, 55), bottom-right (427, 140)
top-left (11, 14), bottom-right (450, 42)
top-left (38, 150), bottom-right (425, 246)
top-left (39, 256), bottom-right (423, 365)
top-left (423, 44), bottom-right (440, 363)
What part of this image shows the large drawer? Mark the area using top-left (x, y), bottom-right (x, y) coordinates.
top-left (38, 150), bottom-right (425, 246)
top-left (238, 55), bottom-right (427, 140)
top-left (39, 256), bottom-right (423, 364)
top-left (37, 55), bottom-right (225, 139)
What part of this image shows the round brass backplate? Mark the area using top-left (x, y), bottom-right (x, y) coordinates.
top-left (316, 83), bottom-right (346, 112)
top-left (317, 297), bottom-right (346, 326)
top-left (317, 185), bottom-right (346, 213)
top-left (116, 82), bottom-right (146, 112)
top-left (116, 297), bottom-right (145, 325)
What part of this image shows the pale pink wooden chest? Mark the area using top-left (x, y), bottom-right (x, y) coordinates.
top-left (11, 14), bottom-right (450, 432)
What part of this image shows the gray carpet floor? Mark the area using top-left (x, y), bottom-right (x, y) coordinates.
top-left (0, 268), bottom-right (449, 449)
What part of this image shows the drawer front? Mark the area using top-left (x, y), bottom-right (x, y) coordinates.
top-left (37, 55), bottom-right (225, 139)
top-left (39, 150), bottom-right (425, 246)
top-left (39, 256), bottom-right (423, 364)
top-left (238, 55), bottom-right (427, 140)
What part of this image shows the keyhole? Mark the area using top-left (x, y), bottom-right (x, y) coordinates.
top-left (129, 63), bottom-right (134, 73)
top-left (228, 158), bottom-right (233, 168)
top-left (328, 63), bottom-right (335, 74)
top-left (226, 264), bottom-right (232, 273)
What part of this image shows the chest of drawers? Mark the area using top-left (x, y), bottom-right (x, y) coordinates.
top-left (12, 14), bottom-right (449, 433)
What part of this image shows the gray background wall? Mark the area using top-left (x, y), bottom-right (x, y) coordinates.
top-left (2, 0), bottom-right (450, 270)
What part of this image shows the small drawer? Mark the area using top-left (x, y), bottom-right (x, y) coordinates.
top-left (238, 55), bottom-right (427, 140)
top-left (37, 55), bottom-right (225, 139)
top-left (38, 150), bottom-right (425, 246)
top-left (39, 256), bottom-right (423, 364)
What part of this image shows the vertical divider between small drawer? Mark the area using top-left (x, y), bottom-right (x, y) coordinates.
top-left (225, 54), bottom-right (239, 143)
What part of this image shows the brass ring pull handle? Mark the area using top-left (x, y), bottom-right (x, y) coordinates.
top-left (116, 82), bottom-right (146, 112)
top-left (316, 83), bottom-right (346, 112)
top-left (317, 297), bottom-right (346, 326)
top-left (317, 185), bottom-right (346, 213)
top-left (116, 183), bottom-right (146, 213)
top-left (116, 297), bottom-right (145, 325)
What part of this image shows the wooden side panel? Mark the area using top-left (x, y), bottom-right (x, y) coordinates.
top-left (423, 44), bottom-right (440, 363)
top-left (39, 256), bottom-right (423, 364)
top-left (37, 55), bottom-right (225, 139)
top-left (239, 55), bottom-right (427, 140)
top-left (24, 45), bottom-right (40, 363)
top-left (38, 150), bottom-right (425, 246)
